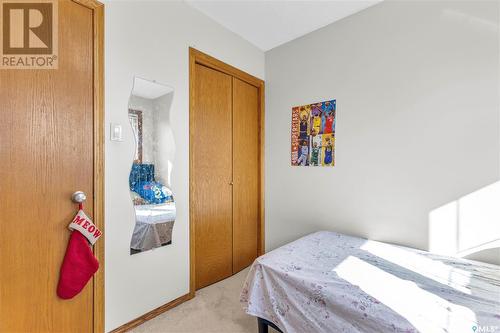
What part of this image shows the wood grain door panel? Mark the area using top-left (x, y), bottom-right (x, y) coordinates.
top-left (192, 64), bottom-right (233, 289)
top-left (232, 78), bottom-right (259, 273)
top-left (0, 1), bottom-right (94, 332)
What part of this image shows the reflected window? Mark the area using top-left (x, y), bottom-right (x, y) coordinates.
top-left (128, 109), bottom-right (143, 163)
top-left (128, 77), bottom-right (176, 255)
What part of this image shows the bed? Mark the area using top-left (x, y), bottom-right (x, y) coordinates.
top-left (130, 202), bottom-right (176, 252)
top-left (129, 163), bottom-right (176, 253)
top-left (240, 231), bottom-right (500, 333)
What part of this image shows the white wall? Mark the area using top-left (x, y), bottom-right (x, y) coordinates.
top-left (104, 1), bottom-right (264, 331)
top-left (265, 1), bottom-right (500, 258)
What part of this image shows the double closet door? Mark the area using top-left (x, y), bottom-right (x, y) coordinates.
top-left (191, 57), bottom-right (262, 290)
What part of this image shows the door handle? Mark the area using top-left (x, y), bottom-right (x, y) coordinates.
top-left (71, 191), bottom-right (87, 203)
top-left (229, 181), bottom-right (233, 186)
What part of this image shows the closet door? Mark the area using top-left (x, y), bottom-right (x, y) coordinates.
top-left (232, 77), bottom-right (260, 273)
top-left (192, 64), bottom-right (233, 289)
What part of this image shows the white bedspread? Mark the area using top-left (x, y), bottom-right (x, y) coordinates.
top-left (130, 203), bottom-right (176, 251)
top-left (134, 202), bottom-right (176, 224)
top-left (241, 231), bottom-right (500, 333)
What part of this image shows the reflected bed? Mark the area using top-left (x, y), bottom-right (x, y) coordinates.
top-left (130, 202), bottom-right (176, 253)
top-left (241, 231), bottom-right (500, 333)
top-left (129, 162), bottom-right (176, 254)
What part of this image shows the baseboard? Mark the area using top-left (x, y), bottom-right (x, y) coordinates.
top-left (109, 293), bottom-right (193, 333)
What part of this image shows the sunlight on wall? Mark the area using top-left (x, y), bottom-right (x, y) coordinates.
top-left (429, 201), bottom-right (459, 256)
top-left (429, 182), bottom-right (500, 259)
top-left (334, 256), bottom-right (477, 333)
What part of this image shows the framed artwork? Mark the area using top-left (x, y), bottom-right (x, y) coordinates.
top-left (291, 99), bottom-right (336, 167)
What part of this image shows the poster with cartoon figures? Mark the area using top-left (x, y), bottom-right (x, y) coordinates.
top-left (291, 99), bottom-right (336, 167)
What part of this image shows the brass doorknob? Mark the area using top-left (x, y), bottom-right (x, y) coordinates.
top-left (229, 181), bottom-right (234, 186)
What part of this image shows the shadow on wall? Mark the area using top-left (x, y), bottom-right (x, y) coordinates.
top-left (429, 181), bottom-right (500, 265)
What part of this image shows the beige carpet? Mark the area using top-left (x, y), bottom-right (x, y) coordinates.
top-left (130, 268), bottom-right (279, 333)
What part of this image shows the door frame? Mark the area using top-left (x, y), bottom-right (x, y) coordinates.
top-left (71, 0), bottom-right (105, 332)
top-left (188, 48), bottom-right (265, 296)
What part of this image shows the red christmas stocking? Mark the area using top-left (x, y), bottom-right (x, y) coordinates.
top-left (57, 230), bottom-right (99, 299)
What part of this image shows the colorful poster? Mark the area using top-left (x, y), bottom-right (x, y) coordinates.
top-left (291, 99), bottom-right (336, 167)
top-left (290, 106), bottom-right (301, 165)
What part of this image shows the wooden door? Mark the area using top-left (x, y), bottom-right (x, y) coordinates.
top-left (0, 1), bottom-right (100, 332)
top-left (232, 78), bottom-right (260, 273)
top-left (192, 64), bottom-right (233, 289)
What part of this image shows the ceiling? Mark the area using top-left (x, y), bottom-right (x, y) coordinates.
top-left (186, 0), bottom-right (382, 51)
top-left (132, 77), bottom-right (174, 100)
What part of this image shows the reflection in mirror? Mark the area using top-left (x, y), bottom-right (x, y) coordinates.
top-left (128, 77), bottom-right (176, 255)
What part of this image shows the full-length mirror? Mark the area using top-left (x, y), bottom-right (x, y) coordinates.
top-left (128, 77), bottom-right (176, 255)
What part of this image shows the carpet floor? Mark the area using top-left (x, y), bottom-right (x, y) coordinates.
top-left (130, 268), bottom-right (278, 333)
